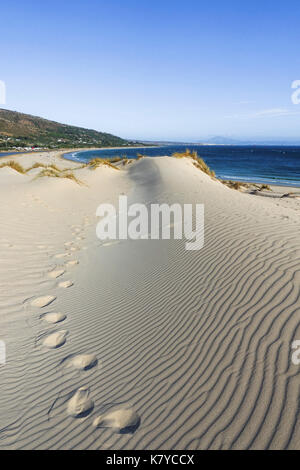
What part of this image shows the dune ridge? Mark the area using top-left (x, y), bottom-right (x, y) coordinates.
top-left (0, 152), bottom-right (299, 449)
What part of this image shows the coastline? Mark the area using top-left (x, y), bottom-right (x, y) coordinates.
top-left (1, 146), bottom-right (299, 189)
top-left (63, 146), bottom-right (300, 189)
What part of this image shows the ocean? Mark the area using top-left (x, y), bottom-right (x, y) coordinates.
top-left (65, 145), bottom-right (300, 188)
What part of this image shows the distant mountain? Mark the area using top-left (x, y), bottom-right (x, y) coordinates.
top-left (201, 136), bottom-right (242, 145)
top-left (199, 136), bottom-right (300, 145)
top-left (0, 108), bottom-right (133, 150)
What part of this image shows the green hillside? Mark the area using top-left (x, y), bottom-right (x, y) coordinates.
top-left (0, 108), bottom-right (134, 150)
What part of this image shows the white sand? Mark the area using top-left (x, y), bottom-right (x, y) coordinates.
top-left (0, 152), bottom-right (299, 449)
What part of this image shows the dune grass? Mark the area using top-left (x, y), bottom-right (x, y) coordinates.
top-left (27, 162), bottom-right (63, 172)
top-left (222, 180), bottom-right (272, 192)
top-left (172, 149), bottom-right (216, 177)
top-left (109, 156), bottom-right (122, 163)
top-left (257, 183), bottom-right (271, 191)
top-left (222, 180), bottom-right (249, 190)
top-left (87, 157), bottom-right (120, 170)
top-left (0, 160), bottom-right (26, 174)
top-left (34, 168), bottom-right (84, 185)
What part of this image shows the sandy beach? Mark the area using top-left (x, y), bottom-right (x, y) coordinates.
top-left (0, 151), bottom-right (299, 450)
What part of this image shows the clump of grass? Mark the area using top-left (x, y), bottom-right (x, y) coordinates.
top-left (222, 180), bottom-right (272, 192)
top-left (63, 172), bottom-right (83, 184)
top-left (258, 184), bottom-right (271, 191)
top-left (27, 162), bottom-right (47, 170)
top-left (173, 149), bottom-right (199, 160)
top-left (173, 149), bottom-right (215, 177)
top-left (87, 157), bottom-right (119, 170)
top-left (222, 180), bottom-right (249, 190)
top-left (194, 157), bottom-right (215, 177)
top-left (27, 162), bottom-right (63, 172)
top-left (0, 160), bottom-right (26, 174)
top-left (109, 156), bottom-right (122, 163)
top-left (34, 168), bottom-right (83, 185)
top-left (136, 154), bottom-right (145, 160)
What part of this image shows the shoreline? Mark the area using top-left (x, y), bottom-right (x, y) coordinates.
top-left (1, 147), bottom-right (299, 189)
top-left (64, 148), bottom-right (300, 189)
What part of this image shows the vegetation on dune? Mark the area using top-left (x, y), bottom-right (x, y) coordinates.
top-left (87, 157), bottom-right (120, 170)
top-left (172, 149), bottom-right (216, 177)
top-left (221, 180), bottom-right (249, 190)
top-left (0, 160), bottom-right (26, 174)
top-left (172, 150), bottom-right (273, 192)
top-left (109, 156), bottom-right (122, 163)
top-left (121, 157), bottom-right (133, 165)
top-left (33, 167), bottom-right (84, 185)
top-left (0, 155), bottom-right (124, 183)
top-left (257, 183), bottom-right (271, 191)
top-left (221, 180), bottom-right (272, 192)
top-left (27, 162), bottom-right (63, 172)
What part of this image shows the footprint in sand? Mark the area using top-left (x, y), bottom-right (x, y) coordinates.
top-left (55, 253), bottom-right (70, 259)
top-left (31, 295), bottom-right (56, 308)
top-left (66, 354), bottom-right (98, 371)
top-left (66, 260), bottom-right (79, 266)
top-left (43, 312), bottom-right (66, 324)
top-left (64, 241), bottom-right (73, 247)
top-left (67, 387), bottom-right (94, 418)
top-left (43, 330), bottom-right (68, 349)
top-left (58, 280), bottom-right (73, 288)
top-left (48, 269), bottom-right (65, 279)
top-left (93, 407), bottom-right (140, 434)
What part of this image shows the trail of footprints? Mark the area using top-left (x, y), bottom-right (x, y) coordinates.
top-left (29, 217), bottom-right (140, 434)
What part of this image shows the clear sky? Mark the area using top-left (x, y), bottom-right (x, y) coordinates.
top-left (2, 0), bottom-right (300, 141)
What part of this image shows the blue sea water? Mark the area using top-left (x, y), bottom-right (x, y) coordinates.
top-left (65, 145), bottom-right (300, 188)
top-left (0, 152), bottom-right (23, 157)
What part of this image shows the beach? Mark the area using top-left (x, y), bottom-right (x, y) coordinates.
top-left (0, 151), bottom-right (299, 449)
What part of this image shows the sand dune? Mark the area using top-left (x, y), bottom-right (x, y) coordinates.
top-left (0, 152), bottom-right (299, 449)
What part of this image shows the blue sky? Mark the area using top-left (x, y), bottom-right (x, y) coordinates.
top-left (1, 0), bottom-right (300, 141)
